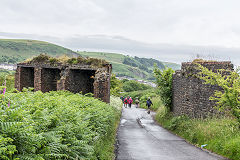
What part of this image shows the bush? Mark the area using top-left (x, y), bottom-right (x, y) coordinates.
top-left (0, 90), bottom-right (121, 159)
top-left (122, 80), bottom-right (151, 92)
top-left (154, 66), bottom-right (174, 110)
top-left (110, 74), bottom-right (123, 97)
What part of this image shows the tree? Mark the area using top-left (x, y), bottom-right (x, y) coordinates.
top-left (154, 65), bottom-right (174, 110)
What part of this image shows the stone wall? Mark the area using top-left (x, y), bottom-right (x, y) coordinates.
top-left (172, 61), bottom-right (233, 118)
top-left (15, 63), bottom-right (112, 103)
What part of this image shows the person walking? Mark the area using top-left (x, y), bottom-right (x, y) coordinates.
top-left (135, 97), bottom-right (139, 108)
top-left (120, 96), bottom-right (125, 104)
top-left (146, 97), bottom-right (153, 114)
top-left (124, 97), bottom-right (128, 108)
top-left (128, 97), bottom-right (133, 108)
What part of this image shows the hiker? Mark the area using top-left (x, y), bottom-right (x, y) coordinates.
top-left (146, 97), bottom-right (153, 114)
top-left (124, 97), bottom-right (128, 108)
top-left (120, 96), bottom-right (124, 104)
top-left (135, 97), bottom-right (139, 108)
top-left (128, 97), bottom-right (133, 108)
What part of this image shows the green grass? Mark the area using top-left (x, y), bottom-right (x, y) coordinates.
top-left (155, 106), bottom-right (240, 160)
top-left (0, 39), bottom-right (77, 62)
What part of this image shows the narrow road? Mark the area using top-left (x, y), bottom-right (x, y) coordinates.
top-left (116, 105), bottom-right (226, 160)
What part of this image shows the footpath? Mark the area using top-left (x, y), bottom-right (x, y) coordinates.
top-left (116, 105), bottom-right (227, 160)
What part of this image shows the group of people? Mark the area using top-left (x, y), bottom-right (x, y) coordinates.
top-left (121, 96), bottom-right (135, 108)
top-left (120, 96), bottom-right (153, 114)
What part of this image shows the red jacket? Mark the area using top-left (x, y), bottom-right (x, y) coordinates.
top-left (128, 98), bottom-right (133, 104)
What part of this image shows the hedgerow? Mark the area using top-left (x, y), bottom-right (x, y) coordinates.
top-left (0, 89), bottom-right (121, 160)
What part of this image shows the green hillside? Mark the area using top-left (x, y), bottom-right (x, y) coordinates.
top-left (0, 39), bottom-right (77, 63)
top-left (78, 51), bottom-right (179, 80)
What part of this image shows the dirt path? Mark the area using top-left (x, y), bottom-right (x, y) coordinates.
top-left (116, 105), bottom-right (226, 160)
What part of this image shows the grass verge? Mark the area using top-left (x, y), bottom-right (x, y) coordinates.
top-left (155, 106), bottom-right (240, 160)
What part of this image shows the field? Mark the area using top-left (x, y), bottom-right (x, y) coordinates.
top-left (0, 39), bottom-right (77, 63)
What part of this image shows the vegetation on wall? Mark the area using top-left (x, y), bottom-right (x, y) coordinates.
top-left (196, 64), bottom-right (240, 122)
top-left (25, 54), bottom-right (109, 67)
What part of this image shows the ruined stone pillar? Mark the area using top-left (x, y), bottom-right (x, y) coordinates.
top-left (57, 69), bottom-right (70, 91)
top-left (34, 67), bottom-right (42, 91)
top-left (15, 66), bottom-right (21, 90)
top-left (93, 70), bottom-right (111, 103)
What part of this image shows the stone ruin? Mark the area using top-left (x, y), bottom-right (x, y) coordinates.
top-left (15, 55), bottom-right (112, 103)
top-left (172, 60), bottom-right (234, 118)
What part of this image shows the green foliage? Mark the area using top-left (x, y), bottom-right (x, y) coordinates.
top-left (110, 74), bottom-right (123, 97)
top-left (0, 90), bottom-right (121, 159)
top-left (122, 80), bottom-right (151, 92)
top-left (155, 108), bottom-right (240, 160)
top-left (0, 56), bottom-right (20, 64)
top-left (154, 66), bottom-right (174, 110)
top-left (27, 54), bottom-right (109, 67)
top-left (0, 69), bottom-right (15, 91)
top-left (197, 64), bottom-right (240, 121)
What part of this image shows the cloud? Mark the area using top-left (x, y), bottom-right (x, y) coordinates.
top-left (1, 31), bottom-right (240, 66)
top-left (0, 1), bottom-right (240, 65)
top-left (1, 0), bottom-right (240, 48)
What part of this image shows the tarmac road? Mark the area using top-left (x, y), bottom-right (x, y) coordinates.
top-left (116, 105), bottom-right (226, 160)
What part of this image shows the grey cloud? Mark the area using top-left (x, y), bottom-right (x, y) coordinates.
top-left (1, 32), bottom-right (240, 66)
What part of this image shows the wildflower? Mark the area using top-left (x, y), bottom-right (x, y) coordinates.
top-left (8, 101), bottom-right (10, 107)
top-left (3, 87), bottom-right (6, 95)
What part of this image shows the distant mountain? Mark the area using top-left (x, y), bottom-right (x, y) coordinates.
top-left (0, 38), bottom-right (180, 80)
top-left (0, 39), bottom-right (77, 63)
top-left (78, 51), bottom-right (180, 80)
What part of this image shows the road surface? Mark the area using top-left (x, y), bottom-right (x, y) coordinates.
top-left (116, 105), bottom-right (226, 160)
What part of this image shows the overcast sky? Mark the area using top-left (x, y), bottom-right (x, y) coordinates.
top-left (1, 0), bottom-right (240, 65)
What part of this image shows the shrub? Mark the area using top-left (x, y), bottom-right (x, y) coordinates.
top-left (153, 66), bottom-right (174, 110)
top-left (122, 80), bottom-right (151, 92)
top-left (0, 90), bottom-right (121, 159)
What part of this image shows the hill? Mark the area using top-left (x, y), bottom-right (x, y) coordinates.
top-left (0, 39), bottom-right (77, 63)
top-left (78, 51), bottom-right (180, 80)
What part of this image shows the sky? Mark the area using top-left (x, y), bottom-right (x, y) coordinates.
top-left (0, 0), bottom-right (240, 65)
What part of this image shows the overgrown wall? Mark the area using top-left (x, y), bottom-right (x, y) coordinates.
top-left (15, 64), bottom-right (112, 103)
top-left (172, 61), bottom-right (233, 118)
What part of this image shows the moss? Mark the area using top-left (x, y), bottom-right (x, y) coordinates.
top-left (192, 59), bottom-right (217, 63)
top-left (24, 54), bottom-right (109, 67)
